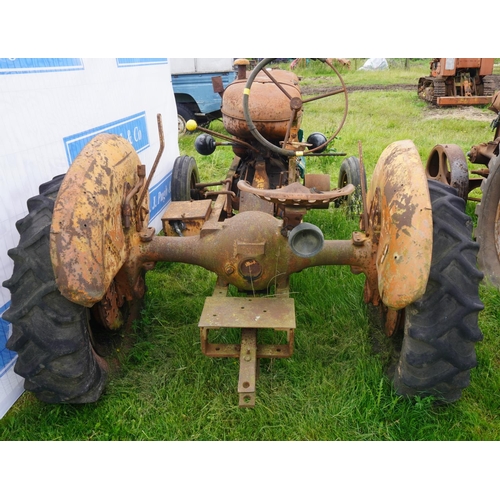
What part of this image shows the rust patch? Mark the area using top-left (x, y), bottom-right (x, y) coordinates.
top-left (51, 134), bottom-right (146, 306)
top-left (425, 144), bottom-right (470, 200)
top-left (367, 140), bottom-right (433, 310)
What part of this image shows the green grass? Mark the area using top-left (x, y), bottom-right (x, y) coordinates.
top-left (2, 59), bottom-right (500, 443)
top-left (293, 58), bottom-right (430, 85)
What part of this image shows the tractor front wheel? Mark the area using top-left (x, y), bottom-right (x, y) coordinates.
top-left (171, 155), bottom-right (201, 201)
top-left (336, 156), bottom-right (366, 214)
top-left (392, 180), bottom-right (484, 403)
top-left (3, 176), bottom-right (109, 403)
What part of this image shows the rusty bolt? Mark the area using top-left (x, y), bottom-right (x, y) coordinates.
top-left (290, 97), bottom-right (303, 110)
top-left (352, 231), bottom-right (368, 246)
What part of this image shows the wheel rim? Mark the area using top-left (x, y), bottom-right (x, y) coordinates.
top-left (339, 170), bottom-right (348, 188)
top-left (476, 155), bottom-right (500, 286)
top-left (425, 144), bottom-right (469, 201)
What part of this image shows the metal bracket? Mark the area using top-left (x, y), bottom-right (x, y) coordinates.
top-left (238, 329), bottom-right (257, 408)
top-left (198, 286), bottom-right (295, 407)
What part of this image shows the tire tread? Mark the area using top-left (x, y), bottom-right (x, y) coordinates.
top-left (2, 176), bottom-right (108, 403)
top-left (393, 180), bottom-right (484, 402)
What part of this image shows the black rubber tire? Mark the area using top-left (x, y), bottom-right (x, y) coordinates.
top-left (392, 180), bottom-right (484, 403)
top-left (171, 155), bottom-right (201, 201)
top-left (475, 154), bottom-right (500, 287)
top-left (177, 103), bottom-right (196, 137)
top-left (2, 175), bottom-right (108, 403)
top-left (335, 156), bottom-right (366, 214)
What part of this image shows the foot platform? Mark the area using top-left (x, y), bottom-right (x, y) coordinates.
top-left (198, 291), bottom-right (295, 407)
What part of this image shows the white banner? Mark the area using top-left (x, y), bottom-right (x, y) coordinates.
top-left (0, 57), bottom-right (179, 418)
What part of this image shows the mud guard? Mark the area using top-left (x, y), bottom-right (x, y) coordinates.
top-left (50, 134), bottom-right (145, 307)
top-left (367, 140), bottom-right (433, 310)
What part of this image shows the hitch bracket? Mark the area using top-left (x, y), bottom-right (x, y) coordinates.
top-left (198, 289), bottom-right (295, 407)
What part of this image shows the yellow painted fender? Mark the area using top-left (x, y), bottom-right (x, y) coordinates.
top-left (50, 134), bottom-right (146, 307)
top-left (367, 140), bottom-right (433, 310)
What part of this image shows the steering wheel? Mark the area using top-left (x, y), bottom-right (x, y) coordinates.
top-left (242, 58), bottom-right (349, 157)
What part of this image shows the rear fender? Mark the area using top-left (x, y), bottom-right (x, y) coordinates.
top-left (50, 134), bottom-right (145, 307)
top-left (367, 140), bottom-right (433, 310)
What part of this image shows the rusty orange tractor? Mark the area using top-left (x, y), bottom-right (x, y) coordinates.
top-left (3, 58), bottom-right (484, 407)
top-left (418, 58), bottom-right (500, 106)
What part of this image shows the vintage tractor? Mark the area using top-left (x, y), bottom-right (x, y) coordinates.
top-left (3, 58), bottom-right (484, 407)
top-left (425, 91), bottom-right (500, 286)
top-left (418, 58), bottom-right (500, 106)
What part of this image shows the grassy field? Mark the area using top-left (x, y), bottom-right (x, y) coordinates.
top-left (1, 60), bottom-right (500, 447)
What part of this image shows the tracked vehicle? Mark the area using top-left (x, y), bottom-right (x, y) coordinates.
top-left (418, 58), bottom-right (500, 106)
top-left (3, 58), bottom-right (484, 407)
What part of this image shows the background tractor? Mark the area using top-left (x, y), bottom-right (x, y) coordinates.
top-left (3, 58), bottom-right (484, 408)
top-left (418, 58), bottom-right (500, 106)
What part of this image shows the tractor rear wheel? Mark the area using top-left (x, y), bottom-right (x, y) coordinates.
top-left (391, 180), bottom-right (484, 403)
top-left (474, 154), bottom-right (500, 287)
top-left (3, 175), bottom-right (109, 403)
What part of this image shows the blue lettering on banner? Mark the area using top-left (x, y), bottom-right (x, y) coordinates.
top-left (63, 112), bottom-right (150, 165)
top-left (116, 58), bottom-right (168, 68)
top-left (0, 58), bottom-right (84, 75)
top-left (149, 172), bottom-right (172, 221)
top-left (0, 302), bottom-right (16, 378)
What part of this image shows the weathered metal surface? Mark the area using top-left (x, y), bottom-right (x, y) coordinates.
top-left (199, 295), bottom-right (295, 359)
top-left (437, 96), bottom-right (492, 106)
top-left (431, 58), bottom-right (491, 77)
top-left (238, 329), bottom-right (258, 408)
top-left (50, 133), bottom-right (146, 307)
top-left (304, 174), bottom-right (331, 191)
top-left (304, 174), bottom-right (331, 209)
top-left (366, 140), bottom-right (433, 310)
top-left (200, 296), bottom-right (296, 330)
top-left (136, 115), bottom-right (164, 233)
top-left (241, 59), bottom-right (348, 158)
top-left (222, 69), bottom-right (302, 140)
top-left (234, 59), bottom-right (250, 80)
top-left (468, 137), bottom-right (500, 165)
top-left (252, 159), bottom-right (270, 189)
top-left (237, 180), bottom-right (354, 207)
top-left (212, 75), bottom-right (224, 95)
top-left (425, 144), bottom-right (470, 200)
top-left (162, 199), bottom-right (212, 236)
top-left (239, 190), bottom-right (275, 214)
top-left (91, 279), bottom-right (125, 330)
top-left (383, 306), bottom-right (404, 338)
top-left (475, 154), bottom-right (500, 287)
top-left (144, 209), bottom-right (372, 293)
